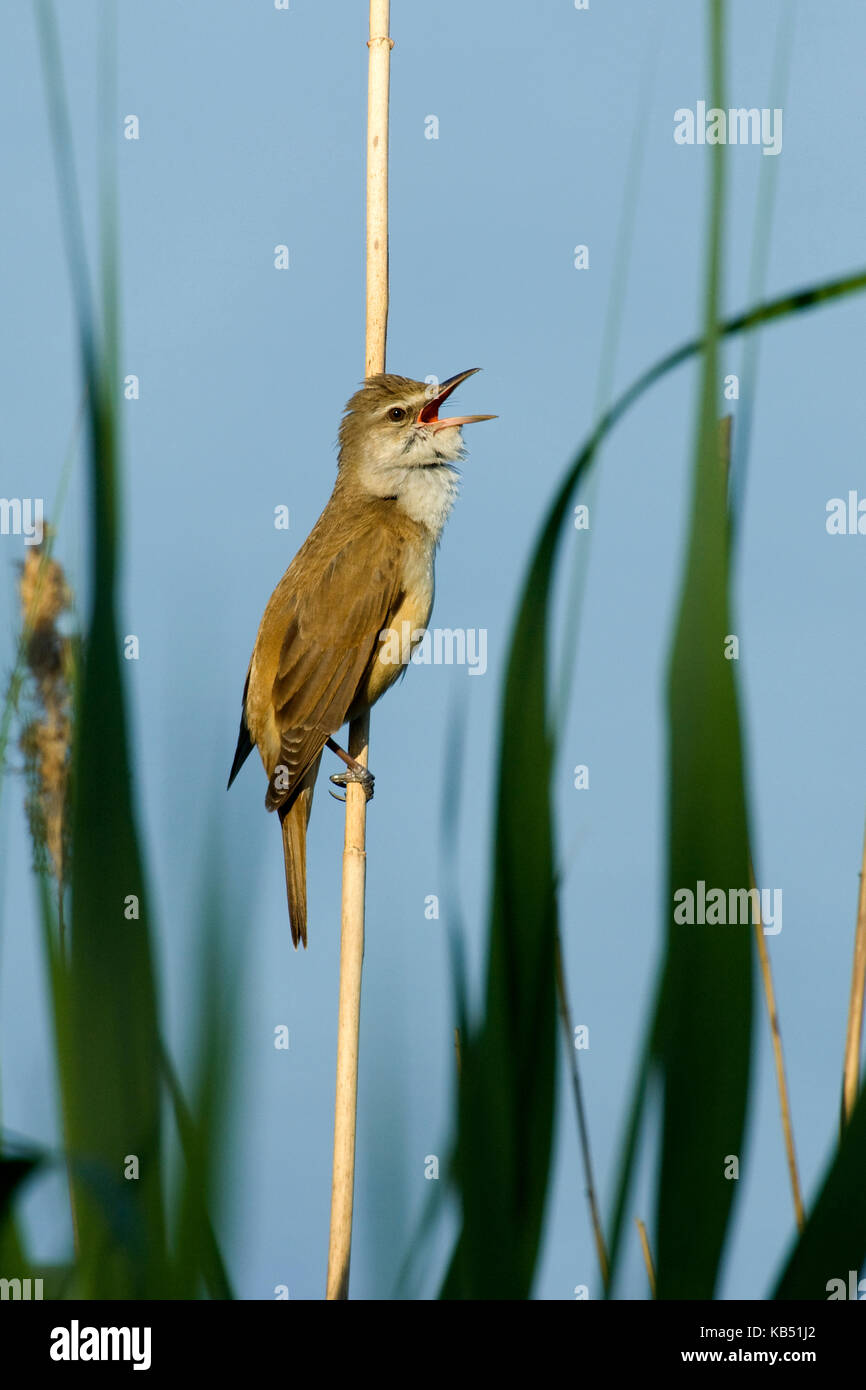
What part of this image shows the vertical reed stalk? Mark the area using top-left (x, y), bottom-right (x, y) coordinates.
top-left (635, 1218), bottom-right (656, 1298)
top-left (750, 861), bottom-right (805, 1232)
top-left (325, 0), bottom-right (392, 1301)
top-left (841, 816), bottom-right (866, 1126)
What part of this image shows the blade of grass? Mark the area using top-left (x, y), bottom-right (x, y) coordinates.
top-left (585, 271), bottom-right (866, 1287)
top-left (391, 704), bottom-right (468, 1300)
top-left (161, 1044), bottom-right (234, 1301)
top-left (437, 262), bottom-right (866, 1300)
top-left (163, 818), bottom-right (237, 1301)
top-left (36, 0), bottom-right (167, 1297)
top-left (773, 1084), bottom-right (866, 1299)
top-left (554, 931), bottom-right (609, 1291)
top-left (652, 6), bottom-right (755, 1300)
top-left (440, 518), bottom-right (559, 1298)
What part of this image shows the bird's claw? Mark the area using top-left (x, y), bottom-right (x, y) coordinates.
top-left (328, 768), bottom-right (375, 803)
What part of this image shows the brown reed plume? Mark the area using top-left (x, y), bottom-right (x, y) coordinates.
top-left (17, 535), bottom-right (74, 909)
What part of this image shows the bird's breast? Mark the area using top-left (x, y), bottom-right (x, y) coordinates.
top-left (351, 535), bottom-right (435, 713)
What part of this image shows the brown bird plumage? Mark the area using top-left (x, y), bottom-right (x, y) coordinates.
top-left (228, 370), bottom-right (494, 947)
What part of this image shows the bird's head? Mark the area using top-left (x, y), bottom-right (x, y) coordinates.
top-left (337, 369), bottom-right (495, 498)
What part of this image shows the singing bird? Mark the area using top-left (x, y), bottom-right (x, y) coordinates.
top-left (227, 368), bottom-right (495, 947)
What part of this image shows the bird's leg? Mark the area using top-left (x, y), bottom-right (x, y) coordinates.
top-left (326, 736), bottom-right (375, 802)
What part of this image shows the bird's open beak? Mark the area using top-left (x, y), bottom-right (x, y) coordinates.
top-left (417, 367), bottom-right (497, 434)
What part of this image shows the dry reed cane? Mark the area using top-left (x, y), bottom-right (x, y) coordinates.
top-left (325, 0), bottom-right (392, 1301)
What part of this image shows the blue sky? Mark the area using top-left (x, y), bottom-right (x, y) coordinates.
top-left (2, 0), bottom-right (865, 1299)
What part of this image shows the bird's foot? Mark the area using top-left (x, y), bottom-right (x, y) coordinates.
top-left (328, 767), bottom-right (375, 803)
top-left (326, 735), bottom-right (375, 802)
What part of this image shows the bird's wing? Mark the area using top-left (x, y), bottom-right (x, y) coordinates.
top-left (263, 521), bottom-right (406, 810)
top-left (227, 666), bottom-right (253, 789)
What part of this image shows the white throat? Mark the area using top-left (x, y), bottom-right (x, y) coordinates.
top-left (395, 463), bottom-right (460, 539)
top-left (349, 420), bottom-right (466, 541)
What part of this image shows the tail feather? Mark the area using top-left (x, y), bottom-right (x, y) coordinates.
top-left (277, 754), bottom-right (321, 948)
top-left (280, 797), bottom-right (309, 948)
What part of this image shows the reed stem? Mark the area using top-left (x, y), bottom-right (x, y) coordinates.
top-left (325, 0), bottom-right (392, 1301)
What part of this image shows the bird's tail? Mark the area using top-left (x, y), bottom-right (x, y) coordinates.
top-left (278, 755), bottom-right (320, 948)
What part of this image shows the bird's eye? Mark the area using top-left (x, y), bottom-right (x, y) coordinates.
top-left (387, 406), bottom-right (407, 422)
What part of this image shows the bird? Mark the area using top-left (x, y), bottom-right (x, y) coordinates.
top-left (227, 368), bottom-right (495, 948)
